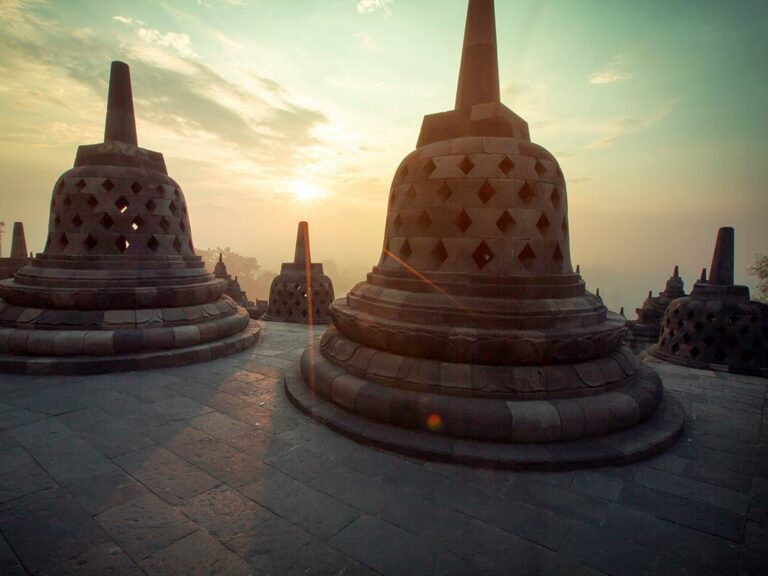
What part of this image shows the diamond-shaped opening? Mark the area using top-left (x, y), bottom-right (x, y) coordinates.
top-left (115, 197), bottom-right (129, 214)
top-left (399, 239), bottom-right (412, 260)
top-left (400, 164), bottom-right (409, 180)
top-left (703, 335), bottom-right (715, 345)
top-left (518, 243), bottom-right (536, 263)
top-left (459, 156), bottom-right (475, 175)
top-left (496, 210), bottom-right (515, 232)
top-left (169, 201), bottom-right (179, 217)
top-left (179, 220), bottom-right (186, 233)
top-left (683, 333), bottom-right (691, 344)
top-left (423, 159), bottom-right (436, 176)
top-left (478, 181), bottom-right (496, 204)
top-left (87, 194), bottom-right (98, 209)
top-left (71, 214), bottom-right (83, 228)
top-left (131, 182), bottom-right (142, 194)
top-left (145, 198), bottom-right (157, 213)
top-left (551, 187), bottom-right (561, 207)
top-left (58, 233), bottom-right (68, 250)
top-left (54, 215), bottom-right (61, 226)
top-left (455, 209), bottom-right (472, 233)
top-left (694, 321), bottom-right (704, 332)
top-left (156, 184), bottom-right (165, 195)
top-left (405, 185), bottom-right (417, 205)
top-left (174, 188), bottom-right (181, 199)
top-left (83, 234), bottom-right (97, 252)
top-left (63, 194), bottom-right (72, 207)
top-left (147, 235), bottom-right (160, 252)
top-left (690, 346), bottom-right (701, 359)
top-left (553, 243), bottom-right (564, 261)
top-left (56, 180), bottom-right (66, 194)
top-left (393, 214), bottom-right (403, 229)
top-left (159, 217), bottom-right (170, 232)
top-left (131, 215), bottom-right (144, 232)
top-left (75, 179), bottom-right (87, 189)
top-left (182, 204), bottom-right (188, 215)
top-left (536, 213), bottom-right (551, 235)
top-left (116, 235), bottom-right (129, 253)
top-left (472, 241), bottom-right (494, 270)
top-left (431, 240), bottom-right (448, 266)
top-left (416, 210), bottom-right (432, 231)
top-left (100, 213), bottom-right (115, 229)
top-left (534, 159), bottom-right (547, 176)
top-left (499, 156), bottom-right (515, 176)
top-left (518, 182), bottom-right (534, 204)
top-left (173, 236), bottom-right (182, 254)
top-left (436, 182), bottom-right (453, 203)
top-left (102, 179), bottom-right (115, 191)
top-left (714, 349), bottom-right (726, 362)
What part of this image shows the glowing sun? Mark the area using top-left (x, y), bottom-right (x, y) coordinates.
top-left (292, 180), bottom-right (325, 203)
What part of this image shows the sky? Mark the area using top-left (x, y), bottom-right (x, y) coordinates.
top-left (0, 0), bottom-right (766, 309)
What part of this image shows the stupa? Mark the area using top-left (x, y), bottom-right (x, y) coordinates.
top-left (263, 221), bottom-right (334, 324)
top-left (213, 253), bottom-right (252, 308)
top-left (0, 222), bottom-right (30, 280)
top-left (626, 265), bottom-right (686, 353)
top-left (285, 0), bottom-right (684, 468)
top-left (649, 227), bottom-right (768, 377)
top-left (0, 61), bottom-right (259, 374)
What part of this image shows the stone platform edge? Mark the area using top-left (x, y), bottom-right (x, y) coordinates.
top-left (284, 362), bottom-right (685, 471)
top-left (0, 320), bottom-right (260, 375)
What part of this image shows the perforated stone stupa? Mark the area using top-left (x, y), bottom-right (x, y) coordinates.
top-left (0, 61), bottom-right (259, 374)
top-left (285, 0), bottom-right (684, 468)
top-left (264, 221), bottom-right (334, 324)
top-left (626, 265), bottom-right (686, 353)
top-left (649, 227), bottom-right (768, 377)
top-left (0, 222), bottom-right (30, 280)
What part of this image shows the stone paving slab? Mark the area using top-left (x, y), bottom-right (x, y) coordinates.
top-left (0, 320), bottom-right (764, 575)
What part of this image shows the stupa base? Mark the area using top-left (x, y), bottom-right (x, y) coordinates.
top-left (645, 346), bottom-right (768, 379)
top-left (285, 361), bottom-right (685, 470)
top-left (0, 321), bottom-right (260, 375)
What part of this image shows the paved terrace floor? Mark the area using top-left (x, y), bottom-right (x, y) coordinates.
top-left (0, 320), bottom-right (766, 576)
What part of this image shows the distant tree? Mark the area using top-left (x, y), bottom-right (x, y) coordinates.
top-left (748, 253), bottom-right (768, 302)
top-left (198, 247), bottom-right (261, 298)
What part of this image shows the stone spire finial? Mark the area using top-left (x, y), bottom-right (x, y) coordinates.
top-left (104, 61), bottom-right (138, 145)
top-left (699, 267), bottom-right (707, 282)
top-left (673, 265), bottom-right (679, 277)
top-left (10, 222), bottom-right (27, 259)
top-left (294, 221), bottom-right (311, 266)
top-left (455, 0), bottom-right (499, 109)
top-left (708, 227), bottom-right (734, 286)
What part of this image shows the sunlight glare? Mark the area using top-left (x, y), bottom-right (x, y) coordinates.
top-left (292, 180), bottom-right (325, 204)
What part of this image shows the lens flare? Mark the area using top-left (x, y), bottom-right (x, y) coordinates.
top-left (426, 413), bottom-right (443, 432)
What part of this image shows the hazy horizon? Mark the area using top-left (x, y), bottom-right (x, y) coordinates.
top-left (1, 0), bottom-right (766, 313)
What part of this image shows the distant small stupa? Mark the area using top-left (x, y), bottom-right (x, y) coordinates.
top-left (0, 222), bottom-right (31, 280)
top-left (626, 265), bottom-right (686, 352)
top-left (213, 252), bottom-right (252, 308)
top-left (263, 221), bottom-right (334, 324)
top-left (649, 227), bottom-right (767, 376)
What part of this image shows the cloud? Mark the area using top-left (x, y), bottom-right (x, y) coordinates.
top-left (357, 0), bottom-right (393, 15)
top-left (589, 71), bottom-right (632, 85)
top-left (137, 27), bottom-right (198, 59)
top-left (113, 16), bottom-right (144, 26)
top-left (353, 31), bottom-right (378, 50)
top-left (588, 58), bottom-right (633, 85)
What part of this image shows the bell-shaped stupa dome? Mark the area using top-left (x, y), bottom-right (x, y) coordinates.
top-left (286, 0), bottom-right (684, 468)
top-left (0, 61), bottom-right (259, 373)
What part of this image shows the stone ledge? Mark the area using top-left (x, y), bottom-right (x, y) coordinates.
top-left (284, 362), bottom-right (685, 470)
